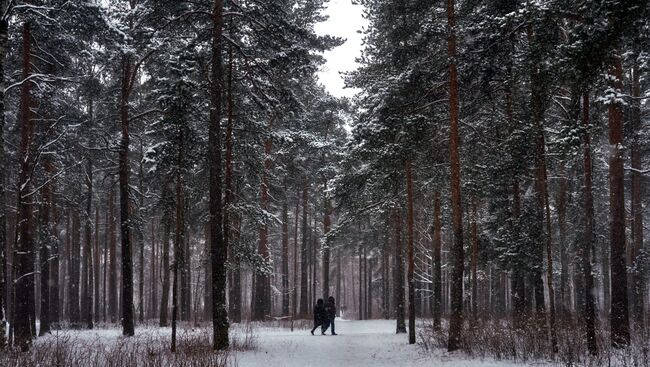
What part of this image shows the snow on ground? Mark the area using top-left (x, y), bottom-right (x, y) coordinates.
top-left (235, 319), bottom-right (531, 367)
top-left (26, 319), bottom-right (544, 366)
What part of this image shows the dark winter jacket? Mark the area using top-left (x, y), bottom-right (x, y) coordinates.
top-left (325, 300), bottom-right (336, 320)
top-left (314, 303), bottom-right (326, 323)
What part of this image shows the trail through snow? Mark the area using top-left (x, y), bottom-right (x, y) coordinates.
top-left (235, 319), bottom-right (527, 367)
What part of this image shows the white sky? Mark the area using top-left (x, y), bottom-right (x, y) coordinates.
top-left (315, 0), bottom-right (367, 98)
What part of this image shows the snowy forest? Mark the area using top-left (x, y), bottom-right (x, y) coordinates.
top-left (0, 0), bottom-right (649, 366)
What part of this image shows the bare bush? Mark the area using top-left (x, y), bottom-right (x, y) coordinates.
top-left (0, 323), bottom-right (264, 367)
top-left (419, 318), bottom-right (650, 367)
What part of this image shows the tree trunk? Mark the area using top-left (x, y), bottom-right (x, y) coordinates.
top-left (557, 163), bottom-right (568, 318)
top-left (172, 122), bottom-right (186, 350)
top-left (292, 200), bottom-right (299, 327)
top-left (471, 202), bottom-right (478, 323)
top-left (322, 183), bottom-right (331, 301)
top-left (282, 197), bottom-right (290, 316)
top-left (629, 57), bottom-right (644, 329)
top-left (93, 204), bottom-right (100, 324)
top-left (160, 182), bottom-right (172, 327)
top-left (406, 160), bottom-right (416, 344)
top-left (13, 19), bottom-right (36, 351)
top-left (581, 92), bottom-right (598, 355)
top-left (209, 0), bottom-right (228, 350)
top-left (82, 158), bottom-right (93, 329)
top-left (224, 30), bottom-right (238, 323)
top-left (445, 0), bottom-right (464, 352)
top-left (119, 54), bottom-right (135, 336)
top-left (69, 206), bottom-right (81, 326)
top-left (608, 54), bottom-right (630, 348)
top-left (432, 191), bottom-right (442, 330)
top-left (299, 177), bottom-right (309, 317)
top-left (150, 222), bottom-right (157, 319)
top-left (394, 207), bottom-right (406, 333)
top-left (38, 159), bottom-right (54, 336)
top-left (0, 2), bottom-right (8, 348)
top-left (138, 149), bottom-right (145, 324)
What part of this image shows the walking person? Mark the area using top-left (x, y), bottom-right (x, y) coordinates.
top-left (322, 296), bottom-right (337, 335)
top-left (310, 299), bottom-right (326, 335)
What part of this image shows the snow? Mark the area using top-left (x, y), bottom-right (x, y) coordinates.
top-left (29, 320), bottom-right (539, 366)
top-left (235, 319), bottom-right (532, 367)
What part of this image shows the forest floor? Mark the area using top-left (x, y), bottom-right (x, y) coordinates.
top-left (235, 319), bottom-right (530, 367)
top-left (6, 319), bottom-right (545, 366)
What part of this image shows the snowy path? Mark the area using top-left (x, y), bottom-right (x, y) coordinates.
top-left (235, 319), bottom-right (525, 367)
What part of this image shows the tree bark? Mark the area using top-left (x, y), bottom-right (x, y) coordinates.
top-left (406, 160), bottom-right (415, 344)
top-left (82, 158), bottom-right (93, 329)
top-left (0, 1), bottom-right (8, 348)
top-left (13, 18), bottom-right (36, 351)
top-left (608, 54), bottom-right (630, 348)
top-left (119, 53), bottom-right (135, 336)
top-left (394, 207), bottom-right (406, 333)
top-left (299, 177), bottom-right (309, 317)
top-left (282, 196), bottom-right (290, 315)
top-left (69, 206), bottom-right (81, 326)
top-left (471, 202), bottom-right (478, 323)
top-left (209, 0), bottom-right (228, 350)
top-left (253, 118), bottom-right (273, 321)
top-left (446, 0), bottom-right (464, 352)
top-left (629, 57), bottom-right (644, 329)
top-left (432, 191), bottom-right (442, 330)
top-left (581, 92), bottom-right (598, 355)
top-left (38, 159), bottom-right (54, 336)
top-left (94, 203), bottom-right (100, 324)
top-left (159, 181), bottom-right (172, 326)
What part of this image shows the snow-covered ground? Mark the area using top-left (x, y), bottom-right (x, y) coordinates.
top-left (15, 319), bottom-right (544, 366)
top-left (235, 319), bottom-right (530, 367)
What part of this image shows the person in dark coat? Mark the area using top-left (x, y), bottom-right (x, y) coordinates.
top-left (310, 299), bottom-right (326, 335)
top-left (321, 296), bottom-right (337, 335)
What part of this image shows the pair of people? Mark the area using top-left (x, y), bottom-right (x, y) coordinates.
top-left (310, 296), bottom-right (337, 335)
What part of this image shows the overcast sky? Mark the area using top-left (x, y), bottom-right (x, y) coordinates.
top-left (315, 0), bottom-right (367, 98)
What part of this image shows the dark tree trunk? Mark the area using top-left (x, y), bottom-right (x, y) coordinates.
top-left (171, 130), bottom-right (185, 351)
top-left (109, 187), bottom-right (118, 324)
top-left (406, 160), bottom-right (415, 344)
top-left (160, 181), bottom-right (172, 326)
top-left (292, 200), bottom-right (299, 326)
top-left (630, 58), bottom-right (644, 329)
top-left (470, 202), bottom-right (478, 323)
top-left (0, 3), bottom-right (8, 348)
top-left (82, 158), bottom-right (93, 329)
top-left (322, 184), bottom-right (331, 301)
top-left (93, 204), bottom-right (100, 324)
top-left (48, 162), bottom-right (60, 329)
top-left (446, 0), bottom-right (464, 352)
top-left (608, 55), bottom-right (630, 348)
top-left (150, 222), bottom-right (157, 319)
top-left (253, 119), bottom-right (273, 321)
top-left (299, 177), bottom-right (309, 317)
top-left (359, 244), bottom-right (363, 320)
top-left (38, 159), bottom-right (54, 336)
top-left (69, 207), bottom-right (81, 326)
top-left (557, 163), bottom-right (568, 318)
top-left (394, 207), bottom-right (406, 333)
top-left (13, 19), bottom-right (36, 351)
top-left (224, 32), bottom-right (239, 323)
top-left (581, 92), bottom-right (598, 355)
top-left (382, 216), bottom-right (390, 320)
top-left (432, 191), bottom-right (442, 330)
top-left (282, 197), bottom-right (289, 316)
top-left (119, 54), bottom-right (135, 337)
top-left (209, 0), bottom-right (228, 350)
top-left (138, 150), bottom-right (145, 324)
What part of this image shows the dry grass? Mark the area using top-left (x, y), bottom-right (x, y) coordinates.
top-left (1, 322), bottom-right (259, 367)
top-left (418, 317), bottom-right (650, 367)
